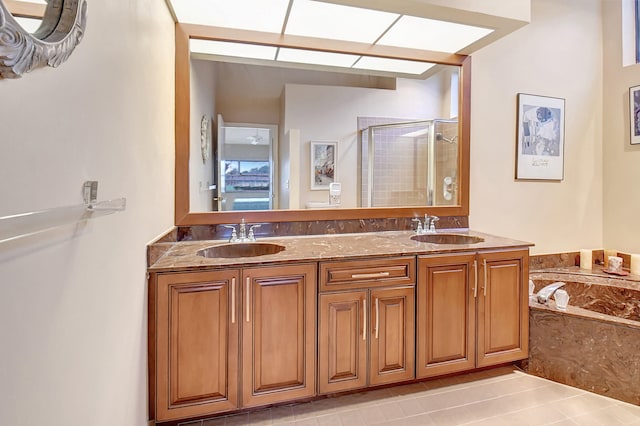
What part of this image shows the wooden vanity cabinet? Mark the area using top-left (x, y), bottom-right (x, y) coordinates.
top-left (150, 263), bottom-right (316, 423)
top-left (152, 270), bottom-right (240, 422)
top-left (476, 250), bottom-right (529, 367)
top-left (318, 257), bottom-right (415, 394)
top-left (416, 253), bottom-right (477, 378)
top-left (417, 249), bottom-right (529, 379)
top-left (241, 264), bottom-right (317, 407)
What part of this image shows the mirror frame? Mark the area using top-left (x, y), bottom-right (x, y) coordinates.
top-left (175, 23), bottom-right (471, 225)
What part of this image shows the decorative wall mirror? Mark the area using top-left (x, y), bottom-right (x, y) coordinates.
top-left (0, 0), bottom-right (87, 79)
top-left (175, 23), bottom-right (471, 226)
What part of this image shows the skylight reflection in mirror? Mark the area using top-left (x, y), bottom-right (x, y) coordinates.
top-left (189, 40), bottom-right (437, 76)
top-left (353, 56), bottom-right (435, 75)
top-left (14, 17), bottom-right (42, 33)
top-left (277, 48), bottom-right (360, 68)
top-left (189, 39), bottom-right (278, 60)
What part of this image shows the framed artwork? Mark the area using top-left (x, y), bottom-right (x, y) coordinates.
top-left (310, 141), bottom-right (337, 190)
top-left (516, 93), bottom-right (565, 180)
top-left (629, 85), bottom-right (640, 145)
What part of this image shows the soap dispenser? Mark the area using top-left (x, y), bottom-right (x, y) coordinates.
top-left (329, 182), bottom-right (342, 206)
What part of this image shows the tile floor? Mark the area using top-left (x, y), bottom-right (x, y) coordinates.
top-left (181, 366), bottom-right (640, 426)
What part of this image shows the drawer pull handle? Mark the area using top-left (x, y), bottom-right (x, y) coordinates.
top-left (351, 271), bottom-right (390, 279)
top-left (245, 277), bottom-right (250, 323)
top-left (231, 277), bottom-right (236, 324)
top-left (473, 260), bottom-right (478, 298)
top-left (362, 298), bottom-right (367, 341)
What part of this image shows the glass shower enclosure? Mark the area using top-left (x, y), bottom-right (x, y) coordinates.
top-left (360, 119), bottom-right (458, 208)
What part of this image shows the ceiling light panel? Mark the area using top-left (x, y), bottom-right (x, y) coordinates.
top-left (170, 0), bottom-right (290, 33)
top-left (190, 39), bottom-right (277, 60)
top-left (285, 0), bottom-right (399, 44)
top-left (278, 48), bottom-right (360, 68)
top-left (353, 56), bottom-right (435, 75)
top-left (377, 15), bottom-right (493, 53)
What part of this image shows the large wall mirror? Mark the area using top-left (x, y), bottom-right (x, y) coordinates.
top-left (175, 24), bottom-right (470, 225)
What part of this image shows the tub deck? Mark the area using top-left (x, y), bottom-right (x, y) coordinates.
top-left (523, 267), bottom-right (640, 405)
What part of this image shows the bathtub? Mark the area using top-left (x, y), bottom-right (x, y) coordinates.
top-left (522, 269), bottom-right (640, 405)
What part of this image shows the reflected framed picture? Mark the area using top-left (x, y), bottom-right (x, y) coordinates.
top-left (629, 85), bottom-right (640, 145)
top-left (516, 93), bottom-right (565, 180)
top-left (310, 141), bottom-right (337, 190)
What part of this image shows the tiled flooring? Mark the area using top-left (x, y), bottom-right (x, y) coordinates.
top-left (182, 366), bottom-right (640, 426)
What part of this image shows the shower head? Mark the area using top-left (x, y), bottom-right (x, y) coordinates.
top-left (435, 133), bottom-right (458, 144)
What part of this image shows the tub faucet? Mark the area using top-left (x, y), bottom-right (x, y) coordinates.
top-left (536, 281), bottom-right (566, 304)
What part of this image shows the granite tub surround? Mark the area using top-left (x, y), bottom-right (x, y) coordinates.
top-left (530, 269), bottom-right (640, 322)
top-left (530, 250), bottom-right (636, 271)
top-left (524, 269), bottom-right (640, 405)
top-left (147, 229), bottom-right (531, 272)
top-left (529, 252), bottom-right (581, 269)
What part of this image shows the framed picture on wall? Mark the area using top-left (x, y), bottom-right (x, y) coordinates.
top-left (310, 141), bottom-right (337, 190)
top-left (515, 93), bottom-right (566, 180)
top-left (629, 85), bottom-right (640, 145)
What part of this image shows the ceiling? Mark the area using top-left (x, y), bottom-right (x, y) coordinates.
top-left (166, 0), bottom-right (509, 77)
top-left (224, 127), bottom-right (271, 146)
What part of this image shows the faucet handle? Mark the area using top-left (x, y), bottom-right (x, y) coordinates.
top-left (222, 224), bottom-right (238, 242)
top-left (411, 218), bottom-right (423, 234)
top-left (248, 224), bottom-right (261, 241)
top-left (429, 216), bottom-right (440, 232)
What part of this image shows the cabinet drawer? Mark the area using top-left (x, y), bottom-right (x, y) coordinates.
top-left (319, 257), bottom-right (415, 292)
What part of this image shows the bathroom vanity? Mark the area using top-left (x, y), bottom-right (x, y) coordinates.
top-left (152, 10), bottom-right (534, 424)
top-left (147, 230), bottom-right (531, 424)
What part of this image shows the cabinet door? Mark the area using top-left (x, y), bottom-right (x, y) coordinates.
top-left (318, 290), bottom-right (368, 394)
top-left (370, 286), bottom-right (415, 386)
top-left (241, 264), bottom-right (316, 407)
top-left (477, 250), bottom-right (529, 367)
top-left (417, 254), bottom-right (477, 378)
top-left (155, 270), bottom-right (240, 422)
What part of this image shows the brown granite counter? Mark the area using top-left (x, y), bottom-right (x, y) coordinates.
top-left (148, 229), bottom-right (533, 273)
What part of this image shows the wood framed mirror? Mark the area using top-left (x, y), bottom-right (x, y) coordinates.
top-left (174, 23), bottom-right (470, 225)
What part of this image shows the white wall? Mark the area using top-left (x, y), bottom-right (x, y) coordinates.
top-left (469, 0), bottom-right (604, 255)
top-left (189, 60), bottom-right (216, 212)
top-left (0, 1), bottom-right (175, 425)
top-left (602, 0), bottom-right (640, 253)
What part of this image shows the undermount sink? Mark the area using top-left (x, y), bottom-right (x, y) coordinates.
top-left (411, 233), bottom-right (485, 245)
top-left (197, 242), bottom-right (286, 258)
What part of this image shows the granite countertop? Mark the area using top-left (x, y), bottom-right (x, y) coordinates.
top-left (148, 229), bottom-right (533, 273)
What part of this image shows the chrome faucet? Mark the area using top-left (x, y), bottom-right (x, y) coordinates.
top-left (412, 215), bottom-right (439, 234)
top-left (223, 218), bottom-right (261, 243)
top-left (536, 281), bottom-right (566, 304)
top-left (239, 218), bottom-right (247, 240)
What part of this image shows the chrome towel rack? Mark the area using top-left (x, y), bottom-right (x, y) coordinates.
top-left (0, 181), bottom-right (126, 244)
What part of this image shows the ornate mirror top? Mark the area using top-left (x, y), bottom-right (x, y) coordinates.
top-left (0, 0), bottom-right (87, 79)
